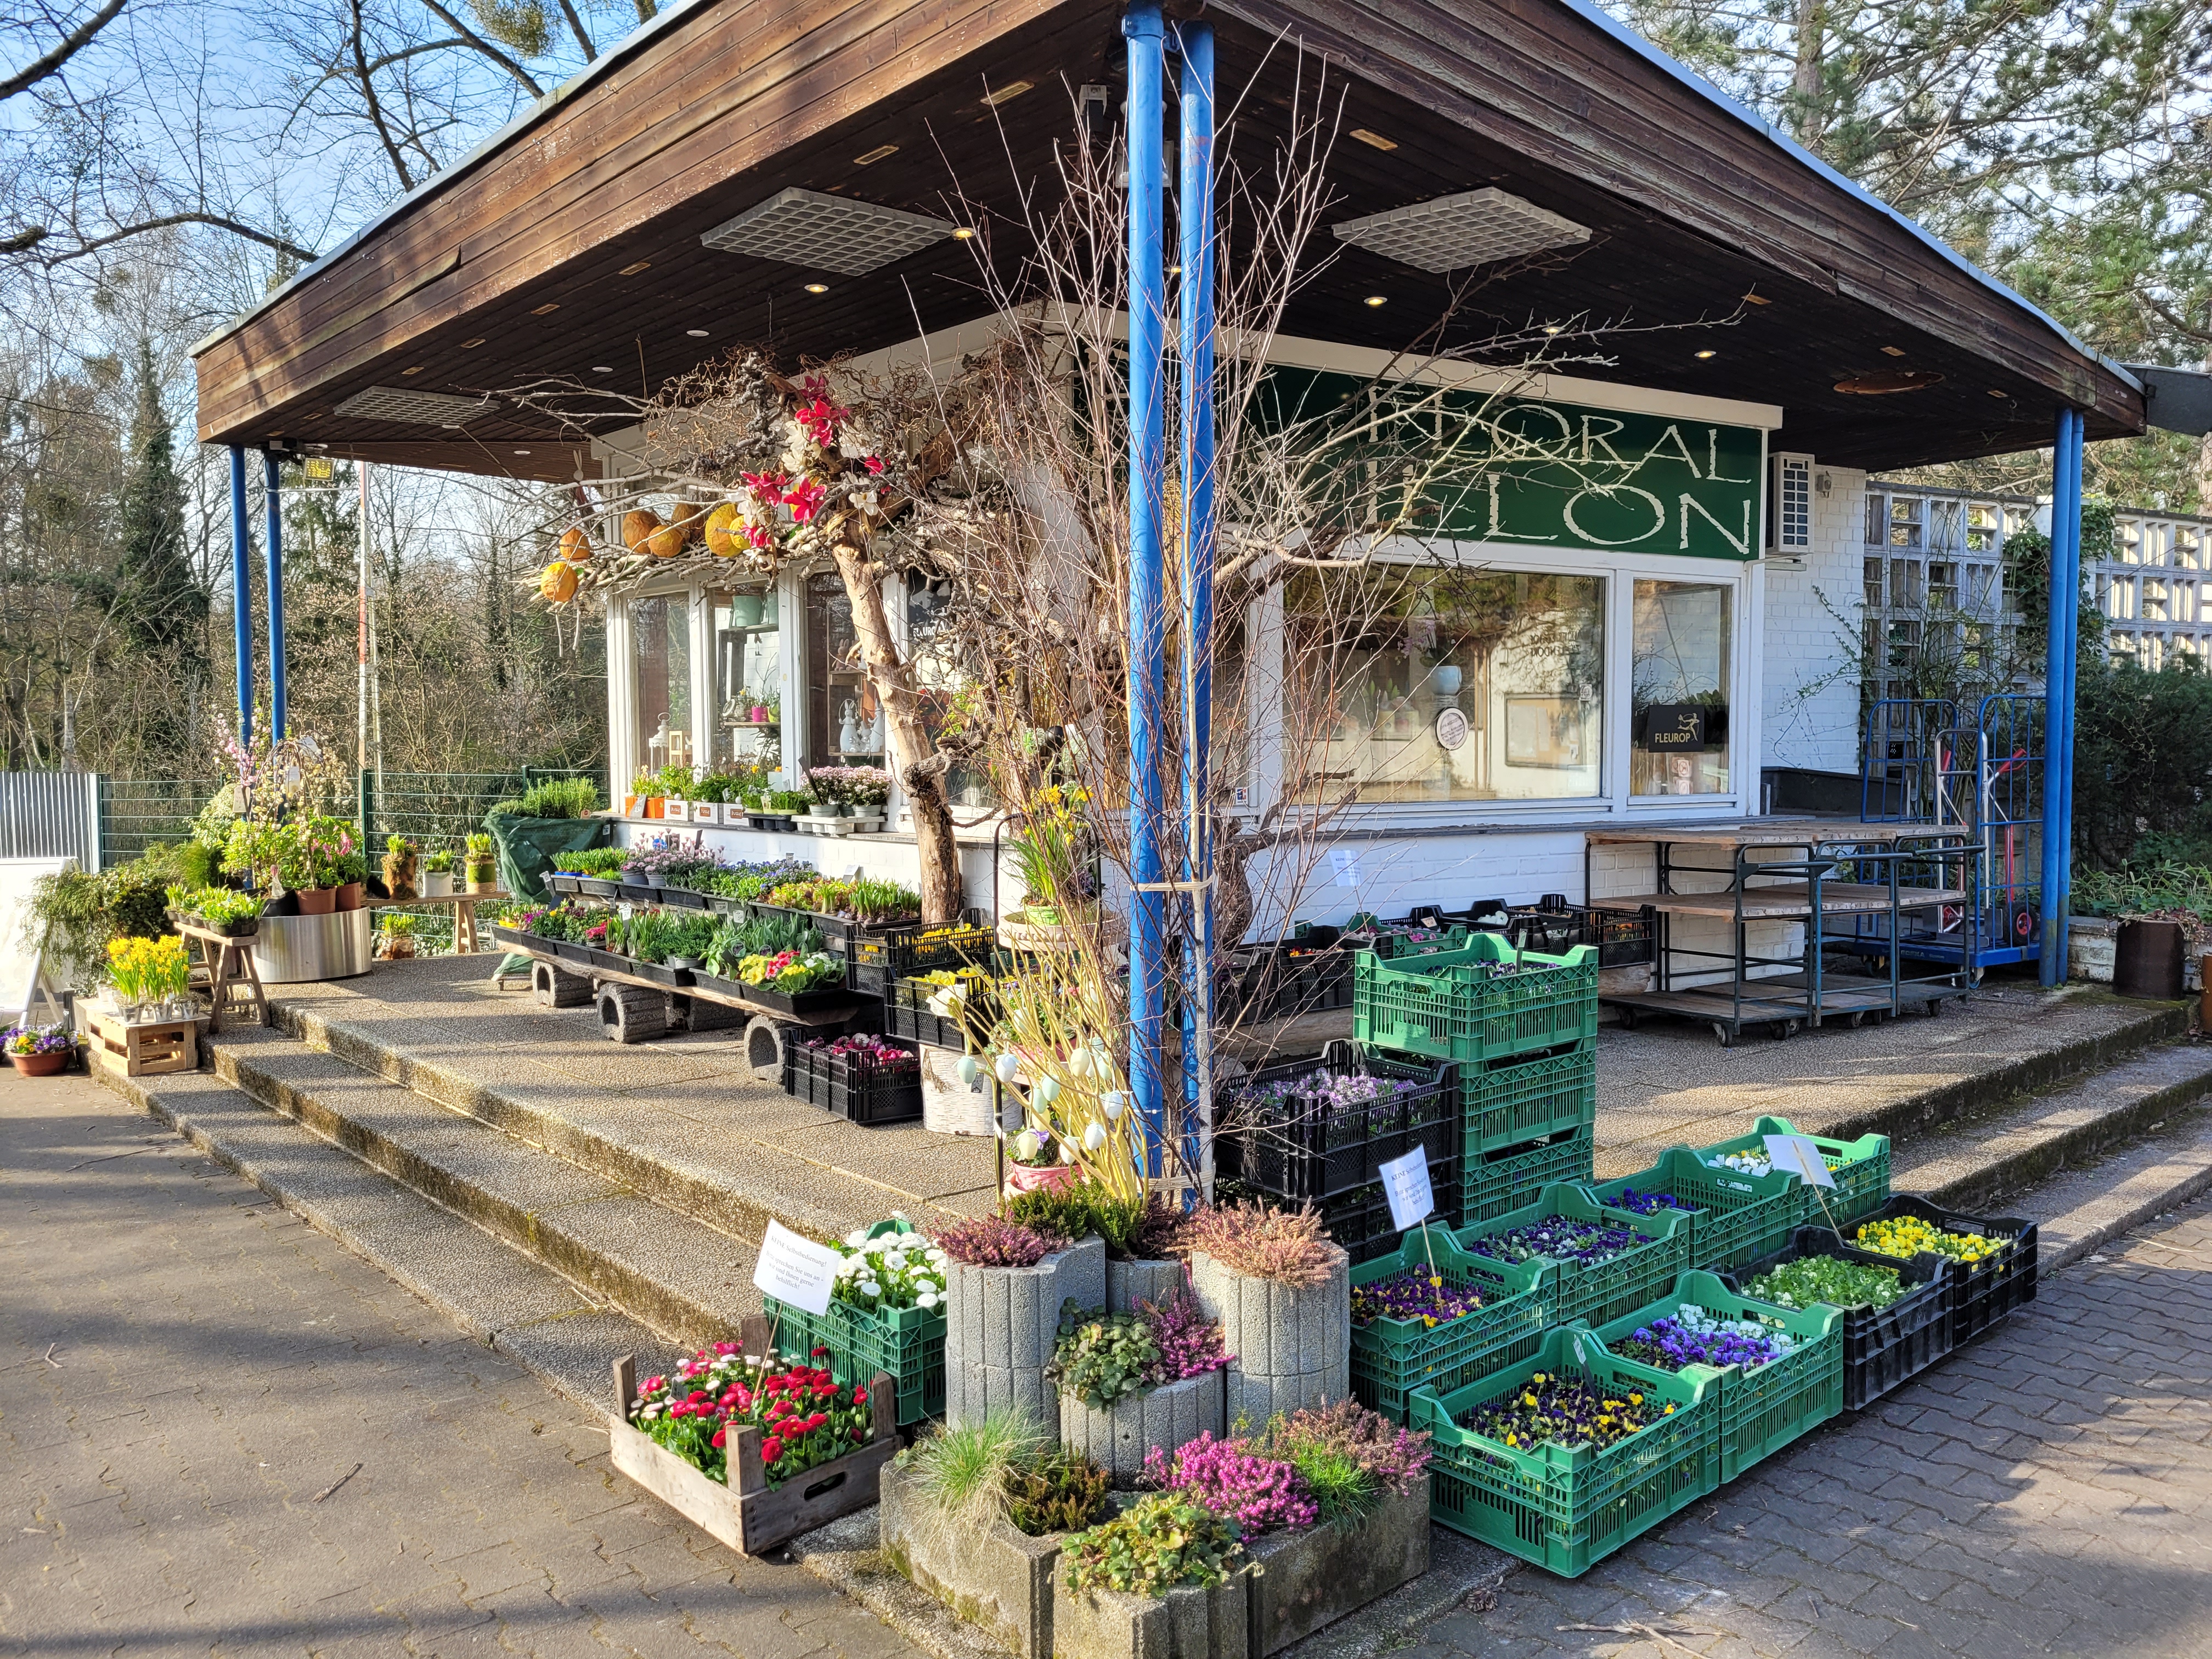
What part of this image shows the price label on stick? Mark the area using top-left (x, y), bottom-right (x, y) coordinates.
top-left (1378, 1145), bottom-right (1435, 1232)
top-left (752, 1220), bottom-right (842, 1317)
top-left (1330, 848), bottom-right (1363, 888)
top-left (1763, 1133), bottom-right (1837, 1189)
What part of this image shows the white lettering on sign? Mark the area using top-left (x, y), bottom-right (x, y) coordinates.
top-left (752, 1220), bottom-right (843, 1316)
top-left (1379, 1146), bottom-right (1436, 1232)
top-left (1764, 1133), bottom-right (1837, 1189)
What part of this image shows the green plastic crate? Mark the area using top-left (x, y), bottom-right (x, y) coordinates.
top-left (1410, 1326), bottom-right (1718, 1577)
top-left (1454, 1182), bottom-right (1695, 1328)
top-left (1348, 1226), bottom-right (1553, 1421)
top-left (1354, 934), bottom-right (1598, 1064)
top-left (1587, 1146), bottom-right (1808, 1272)
top-left (1462, 1127), bottom-right (1596, 1232)
top-left (1579, 1269), bottom-right (1844, 1482)
top-left (764, 1220), bottom-right (945, 1426)
top-left (1694, 1115), bottom-right (1891, 1225)
top-left (1462, 1042), bottom-right (1596, 1156)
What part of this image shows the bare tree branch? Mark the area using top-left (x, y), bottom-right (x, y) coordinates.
top-left (0, 0), bottom-right (129, 102)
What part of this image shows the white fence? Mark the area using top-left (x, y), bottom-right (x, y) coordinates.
top-left (0, 772), bottom-right (97, 868)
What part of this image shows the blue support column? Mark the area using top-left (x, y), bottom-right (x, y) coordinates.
top-left (1177, 22), bottom-right (1217, 1190)
top-left (2038, 409), bottom-right (2083, 986)
top-left (229, 445), bottom-right (254, 743)
top-left (1124, 0), bottom-right (1169, 1176)
top-left (262, 451), bottom-right (289, 740)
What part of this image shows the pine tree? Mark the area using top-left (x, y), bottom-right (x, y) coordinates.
top-left (115, 339), bottom-right (208, 665)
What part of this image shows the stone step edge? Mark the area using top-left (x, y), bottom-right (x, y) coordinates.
top-left (208, 1036), bottom-right (761, 1349)
top-left (2032, 1116), bottom-right (2212, 1276)
top-left (262, 995), bottom-right (870, 1248)
top-left (86, 1057), bottom-right (675, 1414)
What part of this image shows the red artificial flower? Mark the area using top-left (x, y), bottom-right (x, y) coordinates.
top-left (761, 1437), bottom-right (784, 1463)
top-left (864, 455), bottom-right (884, 475)
top-left (741, 469), bottom-right (788, 498)
top-left (783, 478), bottom-right (828, 523)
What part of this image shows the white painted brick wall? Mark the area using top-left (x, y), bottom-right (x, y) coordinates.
top-left (1762, 464), bottom-right (1867, 775)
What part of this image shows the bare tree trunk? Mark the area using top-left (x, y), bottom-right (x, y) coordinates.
top-left (830, 539), bottom-right (963, 923)
top-left (1791, 0), bottom-right (1827, 148)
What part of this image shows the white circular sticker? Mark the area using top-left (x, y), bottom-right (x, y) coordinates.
top-left (1435, 708), bottom-right (1470, 752)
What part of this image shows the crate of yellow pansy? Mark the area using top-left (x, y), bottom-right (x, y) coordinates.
top-left (1850, 1198), bottom-right (2036, 1343)
top-left (1346, 1226), bottom-right (1552, 1422)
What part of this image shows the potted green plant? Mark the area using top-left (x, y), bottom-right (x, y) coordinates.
top-left (464, 832), bottom-right (499, 893)
top-left (382, 833), bottom-right (419, 900)
top-left (275, 820), bottom-right (335, 914)
top-left (333, 848), bottom-right (368, 912)
top-left (419, 849), bottom-right (455, 898)
top-left (378, 912), bottom-right (421, 960)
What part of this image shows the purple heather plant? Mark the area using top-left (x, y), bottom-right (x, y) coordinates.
top-left (1143, 1434), bottom-right (1317, 1532)
top-left (1141, 1296), bottom-right (1232, 1384)
top-left (1465, 1214), bottom-right (1652, 1267)
top-left (1609, 1306), bottom-right (1797, 1373)
top-left (933, 1215), bottom-right (1062, 1267)
top-left (1348, 1267), bottom-right (1485, 1329)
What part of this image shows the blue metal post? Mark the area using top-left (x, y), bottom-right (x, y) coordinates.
top-left (229, 445), bottom-right (254, 742)
top-left (262, 450), bottom-right (289, 740)
top-left (1177, 22), bottom-right (1217, 1190)
top-left (2038, 409), bottom-right (2083, 986)
top-left (1125, 0), bottom-right (1169, 1176)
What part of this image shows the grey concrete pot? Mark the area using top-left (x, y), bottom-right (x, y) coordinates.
top-left (1106, 1256), bottom-right (1188, 1314)
top-left (1188, 1245), bottom-right (1351, 1427)
top-left (946, 1234), bottom-right (1107, 1428)
top-left (878, 1459), bottom-right (1066, 1659)
top-left (1241, 1479), bottom-right (1432, 1656)
top-left (1053, 1567), bottom-right (1250, 1659)
top-left (1059, 1369), bottom-right (1226, 1487)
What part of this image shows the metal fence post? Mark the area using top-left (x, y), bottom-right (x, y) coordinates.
top-left (358, 768), bottom-right (375, 851)
top-left (84, 772), bottom-right (104, 872)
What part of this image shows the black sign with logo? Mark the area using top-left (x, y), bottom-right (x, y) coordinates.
top-left (1635, 703), bottom-right (1725, 753)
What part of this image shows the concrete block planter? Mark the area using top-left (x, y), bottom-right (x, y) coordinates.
top-left (878, 1460), bottom-right (1066, 1659)
top-left (1189, 1246), bottom-right (1351, 1425)
top-left (1241, 1480), bottom-right (1431, 1656)
top-left (946, 1235), bottom-right (1107, 1427)
top-left (1107, 1257), bottom-right (1187, 1314)
top-left (1053, 1568), bottom-right (1251, 1659)
top-left (1059, 1369), bottom-right (1226, 1487)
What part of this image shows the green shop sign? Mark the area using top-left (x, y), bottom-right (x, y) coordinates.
top-left (1258, 368), bottom-right (1767, 561)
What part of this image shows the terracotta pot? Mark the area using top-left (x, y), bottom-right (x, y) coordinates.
top-left (335, 882), bottom-right (365, 912)
top-left (10, 1051), bottom-right (67, 1076)
top-left (295, 887), bottom-right (337, 916)
top-left (1002, 1161), bottom-right (1079, 1200)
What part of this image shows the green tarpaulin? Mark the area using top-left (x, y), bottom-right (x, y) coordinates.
top-left (486, 815), bottom-right (612, 977)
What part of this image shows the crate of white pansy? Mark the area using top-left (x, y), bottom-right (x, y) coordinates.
top-left (763, 1218), bottom-right (948, 1427)
top-left (1692, 1114), bottom-right (1891, 1227)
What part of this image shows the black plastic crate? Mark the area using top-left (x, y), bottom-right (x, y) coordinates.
top-left (1725, 1225), bottom-right (1954, 1412)
top-left (1853, 1197), bottom-right (2037, 1343)
top-left (885, 975), bottom-right (991, 1050)
top-left (1318, 1176), bottom-right (1464, 1266)
top-left (847, 914), bottom-right (994, 994)
top-left (1494, 899), bottom-right (1657, 967)
top-left (1220, 1041), bottom-right (1458, 1203)
top-left (782, 1037), bottom-right (924, 1125)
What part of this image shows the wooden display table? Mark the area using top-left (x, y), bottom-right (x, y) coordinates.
top-left (376, 888), bottom-right (511, 954)
top-left (177, 920), bottom-right (270, 1032)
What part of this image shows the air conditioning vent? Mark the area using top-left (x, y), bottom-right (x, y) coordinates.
top-left (700, 187), bottom-right (955, 276)
top-left (1332, 188), bottom-right (1589, 274)
top-left (334, 386), bottom-right (498, 427)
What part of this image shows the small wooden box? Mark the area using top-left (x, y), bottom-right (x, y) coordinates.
top-left (83, 1007), bottom-right (204, 1077)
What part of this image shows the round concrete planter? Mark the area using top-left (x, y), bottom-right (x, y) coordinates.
top-left (1106, 1256), bottom-right (1187, 1314)
top-left (1189, 1245), bottom-right (1351, 1424)
top-left (945, 1234), bottom-right (1107, 1428)
top-left (1059, 1368), bottom-right (1226, 1487)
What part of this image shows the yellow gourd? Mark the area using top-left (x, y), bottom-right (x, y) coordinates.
top-left (621, 508), bottom-right (662, 552)
top-left (539, 561), bottom-right (579, 603)
top-left (704, 501), bottom-right (743, 556)
top-left (646, 520), bottom-right (687, 559)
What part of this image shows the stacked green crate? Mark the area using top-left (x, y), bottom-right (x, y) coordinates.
top-left (1587, 1146), bottom-right (1808, 1272)
top-left (762, 1219), bottom-right (945, 1427)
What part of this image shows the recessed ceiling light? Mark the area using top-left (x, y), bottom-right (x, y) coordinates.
top-left (619, 260), bottom-right (652, 275)
top-left (701, 187), bottom-right (954, 275)
top-left (953, 227), bottom-right (977, 240)
top-left (982, 80), bottom-right (1033, 106)
top-left (804, 283), bottom-right (830, 294)
top-left (687, 328), bottom-right (709, 337)
top-left (1334, 188), bottom-right (1587, 274)
top-left (1742, 292), bottom-right (1771, 306)
top-left (1881, 345), bottom-right (1906, 357)
top-left (460, 337), bottom-right (486, 348)
top-left (1169, 263), bottom-right (1181, 275)
top-left (1543, 324), bottom-right (1561, 335)
top-left (1836, 369), bottom-right (1946, 395)
top-left (854, 144), bottom-right (898, 166)
top-left (514, 449), bottom-right (531, 455)
top-left (531, 303), bottom-right (560, 315)
top-left (1988, 388), bottom-right (2009, 398)
top-left (1351, 128), bottom-right (1398, 151)
top-left (592, 365), bottom-right (613, 374)
top-left (1694, 349), bottom-right (1716, 359)
top-left (1363, 295), bottom-right (1388, 307)
top-left (400, 365), bottom-right (424, 375)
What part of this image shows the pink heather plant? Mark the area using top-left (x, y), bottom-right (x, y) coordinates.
top-left (1141, 1296), bottom-right (1232, 1384)
top-left (933, 1215), bottom-right (1063, 1267)
top-left (1143, 1434), bottom-right (1317, 1533)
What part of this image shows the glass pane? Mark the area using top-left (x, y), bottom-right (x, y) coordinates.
top-left (1632, 580), bottom-right (1730, 797)
top-left (1286, 566), bottom-right (1604, 804)
top-left (629, 595), bottom-right (693, 777)
top-left (806, 571), bottom-right (884, 772)
top-left (709, 586), bottom-right (781, 771)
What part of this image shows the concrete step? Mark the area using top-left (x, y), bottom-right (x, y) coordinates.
top-left (200, 1023), bottom-right (767, 1347)
top-left (89, 1054), bottom-right (681, 1412)
top-left (1891, 1037), bottom-right (2212, 1215)
top-left (2008, 1105), bottom-right (2212, 1274)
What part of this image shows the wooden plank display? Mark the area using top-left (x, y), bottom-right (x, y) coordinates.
top-left (607, 1314), bottom-right (897, 1557)
top-left (82, 1007), bottom-right (205, 1077)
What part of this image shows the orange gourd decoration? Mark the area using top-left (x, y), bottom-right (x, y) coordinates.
top-left (646, 520), bottom-right (688, 559)
top-left (704, 501), bottom-right (743, 556)
top-left (672, 502), bottom-right (710, 545)
top-left (557, 526), bottom-right (593, 563)
top-left (621, 508), bottom-right (662, 552)
top-left (539, 561), bottom-right (579, 603)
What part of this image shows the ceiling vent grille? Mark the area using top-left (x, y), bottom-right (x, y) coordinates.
top-left (1332, 188), bottom-right (1589, 274)
top-left (333, 386), bottom-right (497, 427)
top-left (700, 187), bottom-right (955, 275)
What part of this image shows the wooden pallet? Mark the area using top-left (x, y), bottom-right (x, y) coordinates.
top-left (82, 1007), bottom-right (205, 1077)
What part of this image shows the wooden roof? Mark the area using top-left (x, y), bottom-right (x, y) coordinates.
top-left (193, 0), bottom-right (2145, 483)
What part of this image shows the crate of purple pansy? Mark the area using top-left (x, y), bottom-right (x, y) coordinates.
top-left (1217, 1040), bottom-right (1458, 1203)
top-left (782, 1034), bottom-right (924, 1125)
top-left (1348, 1222), bottom-right (1554, 1421)
top-left (1452, 1182), bottom-right (1694, 1328)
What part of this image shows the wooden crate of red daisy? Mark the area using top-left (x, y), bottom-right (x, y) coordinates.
top-left (1410, 1325), bottom-right (1718, 1577)
top-left (608, 1317), bottom-right (897, 1557)
top-left (765, 1220), bottom-right (947, 1427)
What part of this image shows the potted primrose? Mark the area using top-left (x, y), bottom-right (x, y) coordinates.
top-left (464, 832), bottom-right (499, 893)
top-left (419, 849), bottom-right (455, 898)
top-left (382, 833), bottom-right (419, 900)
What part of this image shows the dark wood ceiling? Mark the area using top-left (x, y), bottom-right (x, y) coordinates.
top-left (193, 0), bottom-right (2142, 483)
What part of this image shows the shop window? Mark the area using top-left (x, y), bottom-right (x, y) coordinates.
top-left (629, 594), bottom-right (693, 776)
top-left (710, 586), bottom-right (781, 771)
top-left (805, 571), bottom-right (884, 775)
top-left (1631, 580), bottom-right (1730, 797)
top-left (1286, 566), bottom-right (1604, 804)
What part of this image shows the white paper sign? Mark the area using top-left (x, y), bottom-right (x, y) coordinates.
top-left (1378, 1145), bottom-right (1435, 1231)
top-left (1764, 1133), bottom-right (1837, 1189)
top-left (1435, 708), bottom-right (1470, 752)
top-left (752, 1220), bottom-right (843, 1316)
top-left (1330, 848), bottom-right (1363, 888)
